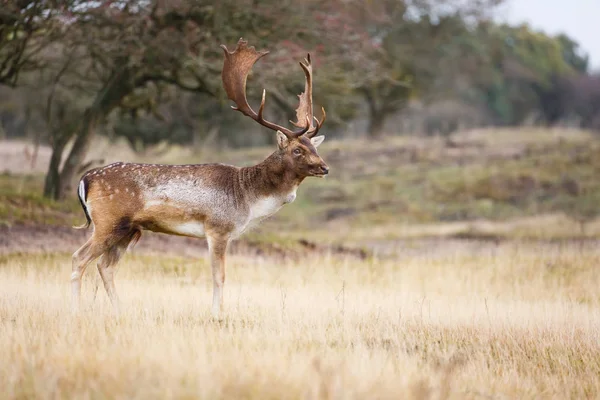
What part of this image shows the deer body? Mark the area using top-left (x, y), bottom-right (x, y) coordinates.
top-left (72, 39), bottom-right (327, 318)
top-left (80, 157), bottom-right (305, 242)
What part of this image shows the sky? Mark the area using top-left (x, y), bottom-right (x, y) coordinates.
top-left (497, 0), bottom-right (600, 70)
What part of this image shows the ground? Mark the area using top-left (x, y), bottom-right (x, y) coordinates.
top-left (1, 128), bottom-right (599, 399)
top-left (2, 241), bottom-right (599, 399)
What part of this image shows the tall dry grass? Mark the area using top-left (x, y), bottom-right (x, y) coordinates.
top-left (1, 241), bottom-right (599, 399)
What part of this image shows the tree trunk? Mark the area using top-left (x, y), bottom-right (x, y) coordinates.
top-left (56, 110), bottom-right (99, 200)
top-left (43, 141), bottom-right (65, 199)
top-left (367, 110), bottom-right (387, 139)
top-left (41, 66), bottom-right (133, 199)
top-left (362, 88), bottom-right (388, 139)
top-left (43, 124), bottom-right (74, 200)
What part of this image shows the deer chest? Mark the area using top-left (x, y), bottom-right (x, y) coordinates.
top-left (248, 188), bottom-right (297, 221)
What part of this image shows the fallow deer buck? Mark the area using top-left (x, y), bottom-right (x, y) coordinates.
top-left (71, 39), bottom-right (328, 317)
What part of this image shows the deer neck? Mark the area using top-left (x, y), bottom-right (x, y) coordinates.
top-left (239, 152), bottom-right (303, 200)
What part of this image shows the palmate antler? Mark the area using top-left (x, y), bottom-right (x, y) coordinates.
top-left (220, 38), bottom-right (326, 139)
top-left (290, 53), bottom-right (327, 138)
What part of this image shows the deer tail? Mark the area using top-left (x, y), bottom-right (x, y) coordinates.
top-left (73, 176), bottom-right (92, 230)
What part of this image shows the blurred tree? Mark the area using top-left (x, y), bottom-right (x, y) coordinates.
top-left (473, 24), bottom-right (585, 126)
top-left (41, 0), bottom-right (227, 199)
top-left (3, 0), bottom-right (337, 199)
top-left (4, 0), bottom-right (595, 201)
top-left (0, 86), bottom-right (28, 139)
top-left (531, 33), bottom-right (590, 126)
top-left (0, 0), bottom-right (64, 86)
top-left (568, 73), bottom-right (600, 131)
top-left (323, 0), bottom-right (504, 138)
top-left (555, 33), bottom-right (589, 73)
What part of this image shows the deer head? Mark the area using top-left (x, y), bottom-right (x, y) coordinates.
top-left (220, 38), bottom-right (329, 178)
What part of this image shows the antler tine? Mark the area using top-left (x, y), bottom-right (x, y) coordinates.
top-left (257, 89), bottom-right (266, 121)
top-left (291, 53), bottom-right (314, 133)
top-left (306, 107), bottom-right (327, 138)
top-left (220, 38), bottom-right (310, 139)
top-left (291, 53), bottom-right (327, 138)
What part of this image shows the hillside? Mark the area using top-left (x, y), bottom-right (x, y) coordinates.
top-left (2, 127), bottom-right (600, 254)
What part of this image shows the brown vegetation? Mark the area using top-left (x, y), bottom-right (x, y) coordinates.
top-left (1, 241), bottom-right (599, 399)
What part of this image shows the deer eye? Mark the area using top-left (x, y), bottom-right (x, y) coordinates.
top-left (293, 148), bottom-right (302, 156)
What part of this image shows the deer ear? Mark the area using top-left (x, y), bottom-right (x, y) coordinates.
top-left (276, 131), bottom-right (289, 149)
top-left (311, 135), bottom-right (325, 148)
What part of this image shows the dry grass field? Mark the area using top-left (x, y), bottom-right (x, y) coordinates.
top-left (1, 240), bottom-right (599, 399)
top-left (2, 129), bottom-right (600, 399)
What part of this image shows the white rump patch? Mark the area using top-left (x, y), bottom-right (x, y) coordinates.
top-left (169, 221), bottom-right (205, 238)
top-left (78, 179), bottom-right (86, 202)
top-left (78, 179), bottom-right (93, 218)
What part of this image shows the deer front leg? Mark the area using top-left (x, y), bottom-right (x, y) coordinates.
top-left (206, 232), bottom-right (230, 319)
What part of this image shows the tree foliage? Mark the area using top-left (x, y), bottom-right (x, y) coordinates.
top-left (320, 0), bottom-right (504, 137)
top-left (471, 23), bottom-right (590, 126)
top-left (2, 0), bottom-right (341, 199)
top-left (1, 0), bottom-right (600, 200)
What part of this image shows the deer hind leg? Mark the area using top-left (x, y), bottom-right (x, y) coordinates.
top-left (71, 237), bottom-right (109, 313)
top-left (206, 232), bottom-right (230, 319)
top-left (96, 230), bottom-right (141, 314)
top-left (96, 247), bottom-right (123, 313)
